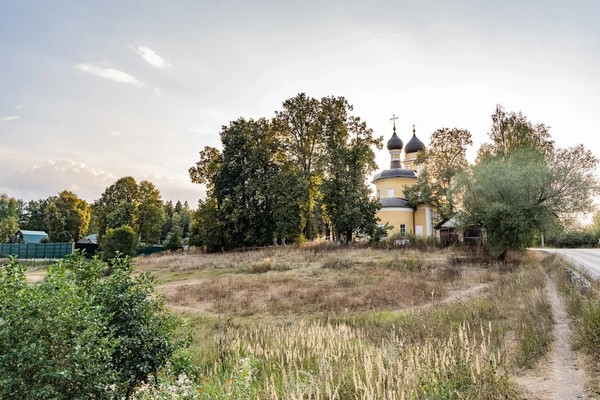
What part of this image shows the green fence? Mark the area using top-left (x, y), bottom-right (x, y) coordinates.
top-left (0, 243), bottom-right (74, 259)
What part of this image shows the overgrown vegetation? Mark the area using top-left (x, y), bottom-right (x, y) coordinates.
top-left (129, 246), bottom-right (553, 398)
top-left (0, 252), bottom-right (190, 399)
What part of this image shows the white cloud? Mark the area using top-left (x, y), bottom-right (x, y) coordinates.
top-left (76, 63), bottom-right (144, 87)
top-left (136, 46), bottom-right (172, 69)
top-left (0, 158), bottom-right (117, 202)
top-left (109, 130), bottom-right (121, 137)
top-left (1, 115), bottom-right (19, 121)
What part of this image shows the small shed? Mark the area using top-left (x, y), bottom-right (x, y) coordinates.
top-left (76, 234), bottom-right (98, 244)
top-left (435, 216), bottom-right (460, 246)
top-left (13, 230), bottom-right (49, 244)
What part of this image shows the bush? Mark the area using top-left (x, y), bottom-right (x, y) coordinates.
top-left (548, 231), bottom-right (596, 248)
top-left (0, 253), bottom-right (187, 399)
top-left (101, 225), bottom-right (138, 260)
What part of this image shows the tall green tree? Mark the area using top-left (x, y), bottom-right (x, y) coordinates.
top-left (189, 118), bottom-right (303, 250)
top-left (462, 145), bottom-right (599, 259)
top-left (188, 197), bottom-right (227, 252)
top-left (477, 104), bottom-right (554, 160)
top-left (136, 181), bottom-right (165, 244)
top-left (420, 128), bottom-right (472, 221)
top-left (44, 190), bottom-right (90, 242)
top-left (0, 194), bottom-right (20, 243)
top-left (19, 198), bottom-right (51, 232)
top-left (163, 212), bottom-right (183, 250)
top-left (94, 177), bottom-right (139, 236)
top-left (94, 177), bottom-right (166, 245)
top-left (214, 118), bottom-right (281, 247)
top-left (320, 96), bottom-right (383, 243)
top-left (273, 93), bottom-right (324, 240)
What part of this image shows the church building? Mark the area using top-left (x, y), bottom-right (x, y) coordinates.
top-left (372, 117), bottom-right (436, 238)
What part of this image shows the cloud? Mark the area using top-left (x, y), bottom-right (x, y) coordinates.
top-left (0, 156), bottom-right (204, 206)
top-left (0, 158), bottom-right (117, 203)
top-left (136, 46), bottom-right (172, 69)
top-left (1, 115), bottom-right (19, 121)
top-left (109, 130), bottom-right (121, 137)
top-left (76, 63), bottom-right (144, 86)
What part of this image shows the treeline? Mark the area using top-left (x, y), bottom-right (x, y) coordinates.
top-left (2, 96), bottom-right (600, 259)
top-left (188, 93), bottom-right (383, 252)
top-left (0, 178), bottom-right (192, 258)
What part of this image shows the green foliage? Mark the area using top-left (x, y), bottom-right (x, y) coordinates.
top-left (164, 212), bottom-right (183, 250)
top-left (0, 194), bottom-right (20, 243)
top-left (0, 253), bottom-right (185, 399)
top-left (419, 128), bottom-right (472, 222)
top-left (189, 94), bottom-right (386, 247)
top-left (461, 149), bottom-right (546, 258)
top-left (94, 177), bottom-right (166, 245)
top-left (320, 96), bottom-right (383, 243)
top-left (273, 93), bottom-right (323, 241)
top-left (0, 257), bottom-right (115, 399)
top-left (478, 104), bottom-right (554, 160)
top-left (190, 118), bottom-right (302, 250)
top-left (188, 198), bottom-right (228, 252)
top-left (137, 181), bottom-right (166, 245)
top-left (547, 231), bottom-right (596, 248)
top-left (19, 197), bottom-right (51, 231)
top-left (44, 190), bottom-right (91, 242)
top-left (102, 225), bottom-right (138, 260)
top-left (85, 255), bottom-right (178, 397)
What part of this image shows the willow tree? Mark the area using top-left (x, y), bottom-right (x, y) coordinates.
top-left (477, 104), bottom-right (554, 160)
top-left (463, 108), bottom-right (599, 259)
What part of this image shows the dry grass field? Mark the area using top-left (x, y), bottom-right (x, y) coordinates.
top-left (129, 244), bottom-right (554, 399)
top-left (134, 245), bottom-right (498, 317)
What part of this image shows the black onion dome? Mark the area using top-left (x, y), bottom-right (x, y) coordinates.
top-left (404, 133), bottom-right (425, 153)
top-left (386, 131), bottom-right (403, 150)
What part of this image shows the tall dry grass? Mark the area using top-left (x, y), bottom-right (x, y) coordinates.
top-left (195, 321), bottom-right (515, 399)
top-left (136, 247), bottom-right (550, 398)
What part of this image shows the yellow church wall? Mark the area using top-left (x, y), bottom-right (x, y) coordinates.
top-left (374, 177), bottom-right (416, 199)
top-left (415, 204), bottom-right (435, 237)
top-left (376, 208), bottom-right (414, 235)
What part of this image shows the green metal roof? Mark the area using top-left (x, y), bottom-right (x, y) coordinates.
top-left (16, 230), bottom-right (49, 244)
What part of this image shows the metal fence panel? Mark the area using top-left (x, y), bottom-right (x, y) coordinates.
top-left (0, 243), bottom-right (74, 259)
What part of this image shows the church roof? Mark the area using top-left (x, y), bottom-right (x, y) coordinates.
top-left (404, 131), bottom-right (425, 154)
top-left (372, 168), bottom-right (416, 182)
top-left (379, 197), bottom-right (411, 208)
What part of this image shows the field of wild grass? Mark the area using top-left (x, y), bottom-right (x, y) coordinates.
top-left (131, 245), bottom-right (553, 399)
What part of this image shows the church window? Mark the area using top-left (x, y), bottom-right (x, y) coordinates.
top-left (400, 224), bottom-right (406, 235)
top-left (387, 188), bottom-right (394, 198)
top-left (377, 189), bottom-right (380, 199)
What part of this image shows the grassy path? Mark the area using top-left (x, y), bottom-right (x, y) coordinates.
top-left (513, 271), bottom-right (588, 399)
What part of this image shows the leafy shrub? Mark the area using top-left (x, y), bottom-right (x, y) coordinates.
top-left (548, 231), bottom-right (596, 248)
top-left (101, 225), bottom-right (138, 260)
top-left (0, 253), bottom-right (186, 399)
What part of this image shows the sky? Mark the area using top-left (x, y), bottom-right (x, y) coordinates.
top-left (1, 0), bottom-right (599, 207)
